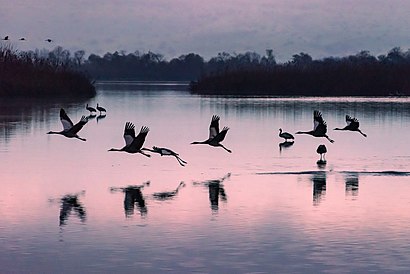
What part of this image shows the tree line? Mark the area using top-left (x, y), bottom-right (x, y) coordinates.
top-left (3, 44), bottom-right (410, 96)
top-left (0, 44), bottom-right (95, 97)
top-left (190, 48), bottom-right (410, 96)
top-left (80, 47), bottom-right (410, 96)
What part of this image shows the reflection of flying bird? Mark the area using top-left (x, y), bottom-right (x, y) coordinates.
top-left (123, 186), bottom-right (147, 217)
top-left (191, 115), bottom-right (232, 153)
top-left (2, 36), bottom-right (9, 40)
top-left (193, 173), bottom-right (230, 212)
top-left (19, 37), bottom-right (26, 41)
top-left (108, 122), bottom-right (151, 157)
top-left (86, 103), bottom-right (96, 114)
top-left (96, 103), bottom-right (106, 114)
top-left (59, 194), bottom-right (86, 226)
top-left (316, 144), bottom-right (327, 163)
top-left (152, 182), bottom-right (185, 200)
top-left (47, 108), bottom-right (88, 141)
top-left (110, 183), bottom-right (149, 217)
top-left (45, 38), bottom-right (53, 42)
top-left (279, 128), bottom-right (294, 142)
top-left (334, 115), bottom-right (367, 137)
top-left (142, 146), bottom-right (187, 166)
top-left (296, 110), bottom-right (334, 143)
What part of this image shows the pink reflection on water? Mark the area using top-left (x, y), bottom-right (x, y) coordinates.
top-left (2, 91), bottom-right (410, 271)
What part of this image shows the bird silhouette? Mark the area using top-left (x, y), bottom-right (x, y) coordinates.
top-left (142, 146), bottom-right (187, 166)
top-left (296, 110), bottom-right (334, 143)
top-left (47, 108), bottom-right (88, 141)
top-left (279, 128), bottom-right (294, 142)
top-left (316, 144), bottom-right (327, 163)
top-left (152, 182), bottom-right (185, 201)
top-left (2, 36), bottom-right (9, 40)
top-left (45, 38), bottom-right (53, 42)
top-left (96, 103), bottom-right (106, 114)
top-left (191, 115), bottom-right (232, 153)
top-left (108, 122), bottom-right (151, 157)
top-left (86, 103), bottom-right (96, 114)
top-left (19, 37), bottom-right (26, 41)
top-left (334, 115), bottom-right (367, 137)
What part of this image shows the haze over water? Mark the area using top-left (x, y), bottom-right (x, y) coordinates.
top-left (1, 82), bottom-right (410, 273)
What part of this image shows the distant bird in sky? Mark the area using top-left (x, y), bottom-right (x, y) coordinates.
top-left (2, 36), bottom-right (9, 40)
top-left (47, 108), bottom-right (88, 141)
top-left (142, 146), bottom-right (187, 166)
top-left (296, 110), bottom-right (334, 143)
top-left (108, 122), bottom-right (151, 157)
top-left (316, 144), bottom-right (327, 162)
top-left (191, 115), bottom-right (232, 153)
top-left (86, 103), bottom-right (96, 114)
top-left (45, 38), bottom-right (53, 42)
top-left (334, 115), bottom-right (367, 137)
top-left (96, 103), bottom-right (106, 114)
top-left (152, 182), bottom-right (185, 201)
top-left (279, 128), bottom-right (294, 142)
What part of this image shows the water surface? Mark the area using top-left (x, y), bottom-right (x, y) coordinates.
top-left (1, 82), bottom-right (410, 273)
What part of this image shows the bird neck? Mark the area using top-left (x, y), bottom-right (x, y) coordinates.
top-left (108, 148), bottom-right (122, 152)
top-left (47, 131), bottom-right (60, 135)
top-left (334, 128), bottom-right (343, 130)
top-left (295, 131), bottom-right (309, 135)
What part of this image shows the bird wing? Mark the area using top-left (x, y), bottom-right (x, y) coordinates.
top-left (129, 126), bottom-right (149, 150)
top-left (60, 108), bottom-right (74, 131)
top-left (313, 110), bottom-right (325, 131)
top-left (211, 127), bottom-right (229, 143)
top-left (69, 116), bottom-right (88, 134)
top-left (123, 122), bottom-right (135, 146)
top-left (209, 115), bottom-right (220, 139)
top-left (346, 115), bottom-right (360, 129)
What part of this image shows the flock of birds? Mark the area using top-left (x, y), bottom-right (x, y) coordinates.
top-left (47, 106), bottom-right (367, 166)
top-left (278, 110), bottom-right (367, 164)
top-left (2, 35), bottom-right (53, 42)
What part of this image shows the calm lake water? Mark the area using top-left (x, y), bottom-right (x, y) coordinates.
top-left (1, 82), bottom-right (410, 273)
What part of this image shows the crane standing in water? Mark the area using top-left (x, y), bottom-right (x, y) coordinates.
top-left (316, 144), bottom-right (327, 164)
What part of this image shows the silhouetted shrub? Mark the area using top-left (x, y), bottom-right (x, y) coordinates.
top-left (0, 44), bottom-right (95, 98)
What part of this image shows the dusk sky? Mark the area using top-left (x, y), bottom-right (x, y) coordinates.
top-left (2, 0), bottom-right (410, 61)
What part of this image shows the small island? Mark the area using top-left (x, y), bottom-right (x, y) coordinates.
top-left (0, 44), bottom-right (95, 98)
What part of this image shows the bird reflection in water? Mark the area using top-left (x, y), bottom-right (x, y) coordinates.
top-left (193, 173), bottom-right (230, 212)
top-left (279, 141), bottom-right (294, 153)
top-left (59, 192), bottom-right (86, 226)
top-left (345, 173), bottom-right (359, 198)
top-left (152, 182), bottom-right (185, 201)
top-left (312, 172), bottom-right (326, 206)
top-left (96, 113), bottom-right (106, 123)
top-left (110, 181), bottom-right (149, 218)
top-left (86, 113), bottom-right (97, 120)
